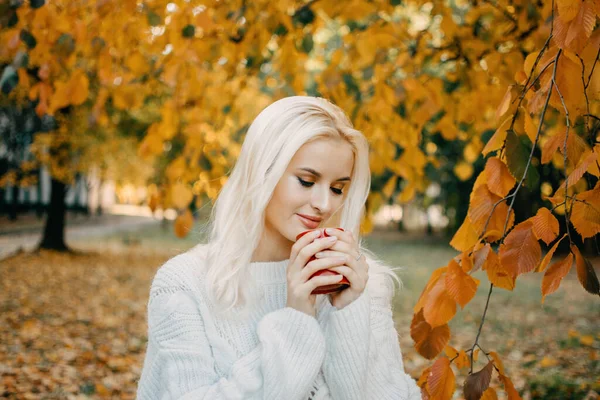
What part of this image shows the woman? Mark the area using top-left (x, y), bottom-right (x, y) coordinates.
top-left (136, 96), bottom-right (421, 399)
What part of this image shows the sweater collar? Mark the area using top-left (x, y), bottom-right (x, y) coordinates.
top-left (249, 259), bottom-right (290, 284)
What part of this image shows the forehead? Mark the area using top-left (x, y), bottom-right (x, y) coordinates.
top-left (289, 138), bottom-right (354, 176)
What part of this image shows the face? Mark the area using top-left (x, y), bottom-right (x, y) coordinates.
top-left (254, 137), bottom-right (355, 262)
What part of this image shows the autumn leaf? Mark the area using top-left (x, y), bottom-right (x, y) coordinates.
top-left (541, 253), bottom-right (574, 303)
top-left (414, 266), bottom-right (448, 314)
top-left (499, 220), bottom-right (542, 278)
top-left (499, 375), bottom-right (523, 400)
top-left (423, 277), bottom-right (457, 328)
top-left (570, 185), bottom-right (600, 239)
top-left (484, 157), bottom-right (516, 198)
top-left (556, 150), bottom-right (598, 193)
top-left (450, 217), bottom-right (480, 252)
top-left (570, 244), bottom-right (600, 296)
top-left (463, 361), bottom-right (494, 400)
top-left (536, 233), bottom-right (567, 273)
top-left (481, 388), bottom-right (499, 400)
top-left (411, 309), bottom-right (451, 360)
top-left (444, 346), bottom-right (470, 370)
top-left (445, 259), bottom-right (480, 308)
top-left (484, 248), bottom-right (516, 291)
top-left (428, 357), bottom-right (455, 400)
top-left (468, 185), bottom-right (514, 241)
top-left (530, 207), bottom-right (559, 245)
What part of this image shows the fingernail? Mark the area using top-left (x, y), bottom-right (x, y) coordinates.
top-left (326, 228), bottom-right (334, 235)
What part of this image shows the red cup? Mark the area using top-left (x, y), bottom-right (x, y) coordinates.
top-left (295, 228), bottom-right (351, 295)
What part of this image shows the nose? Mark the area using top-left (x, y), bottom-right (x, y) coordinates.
top-left (310, 184), bottom-right (333, 215)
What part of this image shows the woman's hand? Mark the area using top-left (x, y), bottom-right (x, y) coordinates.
top-left (286, 230), bottom-right (349, 317)
top-left (314, 228), bottom-right (369, 310)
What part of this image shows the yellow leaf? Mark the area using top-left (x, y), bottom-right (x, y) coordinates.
top-left (580, 335), bottom-right (595, 346)
top-left (450, 217), bottom-right (480, 252)
top-left (483, 117), bottom-right (510, 156)
top-left (126, 52), bottom-right (150, 75)
top-left (522, 108), bottom-right (537, 143)
top-left (557, 0), bottom-right (582, 22)
top-left (171, 182), bottom-right (194, 210)
top-left (496, 85), bottom-right (513, 121)
top-left (454, 161), bottom-right (474, 181)
top-left (539, 356), bottom-right (559, 368)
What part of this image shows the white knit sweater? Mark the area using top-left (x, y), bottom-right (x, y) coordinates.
top-left (135, 248), bottom-right (421, 400)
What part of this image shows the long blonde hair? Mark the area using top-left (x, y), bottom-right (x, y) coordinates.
top-left (191, 96), bottom-right (402, 314)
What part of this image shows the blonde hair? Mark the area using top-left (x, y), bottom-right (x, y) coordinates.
top-left (191, 96), bottom-right (402, 315)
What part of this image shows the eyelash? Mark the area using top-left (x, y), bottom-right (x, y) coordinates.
top-left (297, 177), bottom-right (344, 195)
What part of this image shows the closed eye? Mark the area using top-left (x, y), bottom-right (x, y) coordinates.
top-left (297, 177), bottom-right (344, 196)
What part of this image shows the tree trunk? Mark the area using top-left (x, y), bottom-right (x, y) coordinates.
top-left (38, 177), bottom-right (69, 251)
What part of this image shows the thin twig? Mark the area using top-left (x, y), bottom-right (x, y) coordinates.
top-left (469, 283), bottom-right (494, 373)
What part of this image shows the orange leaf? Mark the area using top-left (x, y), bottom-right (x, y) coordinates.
top-left (463, 361), bottom-right (494, 400)
top-left (411, 309), bottom-right (451, 360)
top-left (499, 374), bottom-right (522, 400)
top-left (541, 128), bottom-right (566, 164)
top-left (481, 387), bottom-right (499, 400)
top-left (472, 243), bottom-right (491, 273)
top-left (454, 350), bottom-right (470, 370)
top-left (553, 1), bottom-right (596, 53)
top-left (499, 220), bottom-right (542, 277)
top-left (489, 351), bottom-right (506, 377)
top-left (468, 186), bottom-right (514, 241)
top-left (418, 366), bottom-right (432, 388)
top-left (428, 357), bottom-right (456, 400)
top-left (541, 253), bottom-right (574, 303)
top-left (445, 259), bottom-right (480, 308)
top-left (485, 249), bottom-right (516, 291)
top-left (414, 267), bottom-right (448, 313)
top-left (423, 277), bottom-right (457, 328)
top-left (558, 0), bottom-right (582, 22)
top-left (560, 151), bottom-right (599, 195)
top-left (174, 209), bottom-right (194, 238)
top-left (571, 244), bottom-right (600, 295)
top-left (484, 157), bottom-right (516, 198)
top-left (530, 207), bottom-right (560, 245)
top-left (450, 217), bottom-right (480, 252)
top-left (571, 186), bottom-right (600, 239)
top-left (536, 233), bottom-right (567, 273)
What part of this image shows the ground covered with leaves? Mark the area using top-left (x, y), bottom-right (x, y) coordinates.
top-left (0, 227), bottom-right (598, 399)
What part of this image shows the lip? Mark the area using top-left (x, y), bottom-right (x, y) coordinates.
top-left (297, 213), bottom-right (322, 222)
top-left (297, 214), bottom-right (320, 229)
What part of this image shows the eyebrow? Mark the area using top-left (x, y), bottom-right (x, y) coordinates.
top-left (298, 168), bottom-right (351, 182)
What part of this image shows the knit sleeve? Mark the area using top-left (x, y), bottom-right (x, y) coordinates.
top-left (321, 277), bottom-right (421, 400)
top-left (136, 265), bottom-right (326, 400)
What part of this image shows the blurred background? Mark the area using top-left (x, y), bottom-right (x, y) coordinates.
top-left (1, 0), bottom-right (599, 398)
